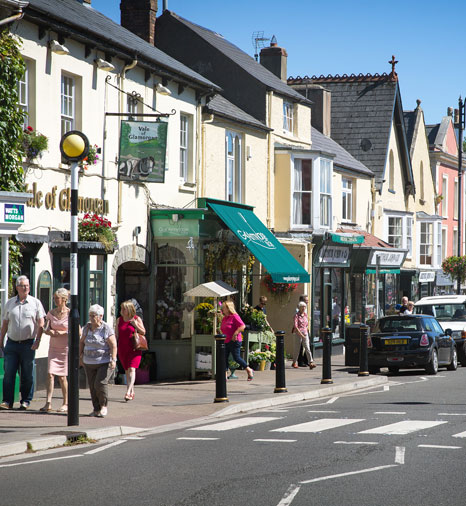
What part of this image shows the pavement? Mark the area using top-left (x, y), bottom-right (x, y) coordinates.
top-left (0, 355), bottom-right (387, 458)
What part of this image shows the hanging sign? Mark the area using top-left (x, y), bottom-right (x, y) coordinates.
top-left (369, 250), bottom-right (406, 267)
top-left (419, 271), bottom-right (436, 283)
top-left (1, 203), bottom-right (25, 224)
top-left (318, 246), bottom-right (350, 265)
top-left (118, 120), bottom-right (168, 183)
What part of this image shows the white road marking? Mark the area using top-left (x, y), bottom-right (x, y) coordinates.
top-left (271, 418), bottom-right (364, 433)
top-left (374, 411), bottom-right (406, 415)
top-left (177, 437), bottom-right (219, 441)
top-left (438, 413), bottom-right (466, 416)
top-left (122, 436), bottom-right (146, 440)
top-left (188, 416), bottom-right (281, 431)
top-left (452, 430), bottom-right (466, 438)
top-left (418, 444), bottom-right (461, 449)
top-left (254, 439), bottom-right (296, 443)
top-left (307, 410), bottom-right (340, 413)
top-left (395, 446), bottom-right (405, 464)
top-left (263, 409), bottom-right (289, 413)
top-left (327, 397), bottom-right (339, 404)
top-left (0, 454), bottom-right (83, 468)
top-left (334, 441), bottom-right (378, 445)
top-left (300, 464), bottom-right (398, 484)
top-left (358, 420), bottom-right (447, 435)
top-left (383, 385), bottom-right (390, 391)
top-left (277, 484), bottom-right (301, 506)
top-left (84, 440), bottom-right (126, 455)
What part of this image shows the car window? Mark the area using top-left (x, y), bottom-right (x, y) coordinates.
top-left (430, 319), bottom-right (443, 333)
top-left (416, 303), bottom-right (466, 320)
top-left (376, 319), bottom-right (421, 332)
top-left (414, 306), bottom-right (435, 317)
top-left (423, 319), bottom-right (433, 331)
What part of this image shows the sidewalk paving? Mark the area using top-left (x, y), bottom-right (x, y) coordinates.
top-left (0, 356), bottom-right (387, 458)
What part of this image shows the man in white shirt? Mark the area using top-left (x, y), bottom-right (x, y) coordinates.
top-left (0, 276), bottom-right (45, 410)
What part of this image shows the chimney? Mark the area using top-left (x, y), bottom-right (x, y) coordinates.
top-left (259, 36), bottom-right (287, 82)
top-left (304, 85), bottom-right (331, 137)
top-left (120, 0), bottom-right (157, 45)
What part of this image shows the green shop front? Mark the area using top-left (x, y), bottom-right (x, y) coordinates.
top-left (149, 198), bottom-right (309, 380)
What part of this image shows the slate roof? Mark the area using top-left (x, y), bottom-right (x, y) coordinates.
top-left (158, 10), bottom-right (309, 104)
top-left (22, 0), bottom-right (219, 90)
top-left (337, 228), bottom-right (392, 249)
top-left (204, 95), bottom-right (270, 131)
top-left (288, 73), bottom-right (413, 185)
top-left (403, 111), bottom-right (416, 152)
top-left (426, 116), bottom-right (450, 148)
top-left (310, 127), bottom-right (373, 177)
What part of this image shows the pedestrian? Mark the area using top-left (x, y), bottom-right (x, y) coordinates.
top-left (398, 296), bottom-right (409, 315)
top-left (79, 304), bottom-right (117, 417)
top-left (0, 275), bottom-right (45, 410)
top-left (292, 301), bottom-right (316, 369)
top-left (254, 295), bottom-right (274, 332)
top-left (40, 288), bottom-right (72, 413)
top-left (220, 300), bottom-right (254, 381)
top-left (402, 301), bottom-right (415, 315)
top-left (116, 299), bottom-right (146, 401)
top-left (332, 296), bottom-right (341, 334)
top-left (297, 294), bottom-right (310, 367)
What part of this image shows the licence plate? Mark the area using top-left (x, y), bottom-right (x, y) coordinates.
top-left (384, 339), bottom-right (408, 345)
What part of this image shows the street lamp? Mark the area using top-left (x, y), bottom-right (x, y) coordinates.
top-left (59, 130), bottom-right (89, 426)
top-left (455, 98), bottom-right (465, 294)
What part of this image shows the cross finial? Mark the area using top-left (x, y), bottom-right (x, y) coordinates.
top-left (388, 55), bottom-right (398, 75)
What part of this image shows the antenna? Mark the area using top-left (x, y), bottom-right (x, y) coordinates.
top-left (252, 31), bottom-right (271, 61)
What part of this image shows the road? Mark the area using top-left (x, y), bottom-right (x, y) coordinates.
top-left (1, 368), bottom-right (466, 506)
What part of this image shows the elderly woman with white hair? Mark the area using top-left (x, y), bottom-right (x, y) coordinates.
top-left (79, 304), bottom-right (117, 417)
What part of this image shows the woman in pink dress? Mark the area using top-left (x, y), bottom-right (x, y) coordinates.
top-left (41, 288), bottom-right (70, 412)
top-left (116, 300), bottom-right (146, 401)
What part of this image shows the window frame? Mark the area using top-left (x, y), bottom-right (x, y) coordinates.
top-left (283, 101), bottom-right (294, 133)
top-left (180, 114), bottom-right (189, 181)
top-left (61, 74), bottom-right (75, 136)
top-left (225, 130), bottom-right (242, 203)
top-left (319, 158), bottom-right (332, 228)
top-left (420, 222), bottom-right (433, 266)
top-left (292, 158), bottom-right (312, 227)
top-left (341, 177), bottom-right (353, 222)
top-left (18, 63), bottom-right (28, 127)
top-left (387, 216), bottom-right (403, 248)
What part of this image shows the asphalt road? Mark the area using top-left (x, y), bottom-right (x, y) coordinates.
top-left (2, 367), bottom-right (466, 506)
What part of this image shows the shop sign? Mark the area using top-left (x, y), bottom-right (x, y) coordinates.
top-left (436, 271), bottom-right (453, 286)
top-left (1, 203), bottom-right (24, 224)
top-left (118, 120), bottom-right (168, 183)
top-left (318, 246), bottom-right (350, 264)
top-left (419, 271), bottom-right (436, 283)
top-left (152, 219), bottom-right (198, 237)
top-left (330, 232), bottom-right (364, 244)
top-left (369, 250), bottom-right (405, 267)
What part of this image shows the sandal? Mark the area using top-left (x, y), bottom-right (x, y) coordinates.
top-left (57, 405), bottom-right (68, 413)
top-left (310, 362), bottom-right (317, 369)
top-left (40, 403), bottom-right (52, 412)
top-left (247, 371), bottom-right (254, 381)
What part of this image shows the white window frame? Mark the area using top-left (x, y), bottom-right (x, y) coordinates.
top-left (61, 74), bottom-right (75, 136)
top-left (18, 63), bottom-right (28, 127)
top-left (441, 227), bottom-right (448, 260)
top-left (454, 177), bottom-right (458, 220)
top-left (442, 175), bottom-right (448, 218)
top-left (319, 158), bottom-right (332, 228)
top-left (283, 101), bottom-right (294, 133)
top-left (292, 158), bottom-right (312, 226)
top-left (225, 130), bottom-right (242, 202)
top-left (436, 222), bottom-right (442, 266)
top-left (453, 227), bottom-right (459, 256)
top-left (342, 178), bottom-right (353, 222)
top-left (387, 216), bottom-right (403, 248)
top-left (419, 222), bottom-right (433, 266)
top-left (180, 114), bottom-right (189, 180)
top-left (406, 217), bottom-right (413, 259)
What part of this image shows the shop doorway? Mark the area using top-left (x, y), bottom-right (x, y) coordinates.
top-left (115, 261), bottom-right (149, 327)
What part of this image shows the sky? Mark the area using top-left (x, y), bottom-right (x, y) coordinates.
top-left (91, 0), bottom-right (466, 126)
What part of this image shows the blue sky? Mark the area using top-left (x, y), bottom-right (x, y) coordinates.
top-left (91, 0), bottom-right (466, 125)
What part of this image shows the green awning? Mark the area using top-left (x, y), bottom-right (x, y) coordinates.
top-left (208, 201), bottom-right (310, 283)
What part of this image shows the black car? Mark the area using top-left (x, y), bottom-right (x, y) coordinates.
top-left (368, 315), bottom-right (457, 375)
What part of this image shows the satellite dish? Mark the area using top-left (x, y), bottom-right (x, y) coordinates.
top-left (360, 138), bottom-right (372, 152)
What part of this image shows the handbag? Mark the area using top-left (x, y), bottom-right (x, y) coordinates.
top-left (132, 329), bottom-right (148, 351)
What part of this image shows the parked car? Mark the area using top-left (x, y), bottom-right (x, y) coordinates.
top-left (368, 314), bottom-right (457, 375)
top-left (414, 295), bottom-right (466, 366)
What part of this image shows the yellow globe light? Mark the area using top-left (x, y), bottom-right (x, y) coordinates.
top-left (60, 130), bottom-right (89, 162)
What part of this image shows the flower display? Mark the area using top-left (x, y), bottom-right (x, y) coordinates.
top-left (442, 256), bottom-right (466, 285)
top-left (22, 126), bottom-right (48, 160)
top-left (78, 213), bottom-right (116, 252)
top-left (80, 144), bottom-right (100, 168)
top-left (261, 273), bottom-right (297, 295)
top-left (239, 303), bottom-right (270, 331)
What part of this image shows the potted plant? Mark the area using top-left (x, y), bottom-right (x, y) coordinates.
top-left (240, 304), bottom-right (270, 332)
top-left (78, 213), bottom-right (116, 252)
top-left (22, 126), bottom-right (48, 161)
top-left (135, 352), bottom-right (155, 384)
top-left (248, 350), bottom-right (269, 371)
top-left (194, 302), bottom-right (214, 334)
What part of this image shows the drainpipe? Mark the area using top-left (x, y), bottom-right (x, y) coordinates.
top-left (266, 91), bottom-right (273, 228)
top-left (370, 179), bottom-right (377, 235)
top-left (162, 0), bottom-right (168, 11)
top-left (0, 11), bottom-right (23, 26)
top-left (201, 113), bottom-right (214, 196)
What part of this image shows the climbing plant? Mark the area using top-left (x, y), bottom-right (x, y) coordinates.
top-left (0, 29), bottom-right (26, 191)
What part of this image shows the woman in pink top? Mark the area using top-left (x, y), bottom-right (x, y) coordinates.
top-left (41, 288), bottom-right (71, 412)
top-left (220, 301), bottom-right (254, 381)
top-left (292, 301), bottom-right (316, 369)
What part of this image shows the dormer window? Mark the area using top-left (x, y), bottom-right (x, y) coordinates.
top-left (283, 101), bottom-right (294, 133)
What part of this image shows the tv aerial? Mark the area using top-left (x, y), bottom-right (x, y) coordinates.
top-left (252, 31), bottom-right (271, 61)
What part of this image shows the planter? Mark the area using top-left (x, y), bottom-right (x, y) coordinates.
top-left (161, 332), bottom-right (168, 340)
top-left (135, 367), bottom-right (150, 384)
top-left (258, 360), bottom-right (267, 371)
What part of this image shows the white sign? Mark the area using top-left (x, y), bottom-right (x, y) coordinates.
top-left (369, 250), bottom-right (405, 267)
top-left (319, 246), bottom-right (350, 264)
top-left (419, 271), bottom-right (436, 283)
top-left (236, 211), bottom-right (276, 250)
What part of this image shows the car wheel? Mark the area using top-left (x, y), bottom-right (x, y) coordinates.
top-left (369, 367), bottom-right (380, 375)
top-left (388, 367), bottom-right (399, 374)
top-left (426, 348), bottom-right (438, 375)
top-left (447, 347), bottom-right (458, 371)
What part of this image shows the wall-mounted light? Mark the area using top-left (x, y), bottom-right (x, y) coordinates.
top-left (94, 58), bottom-right (115, 72)
top-left (49, 39), bottom-right (69, 55)
top-left (156, 82), bottom-right (171, 96)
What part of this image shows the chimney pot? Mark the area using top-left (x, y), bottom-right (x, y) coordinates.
top-left (259, 37), bottom-right (288, 82)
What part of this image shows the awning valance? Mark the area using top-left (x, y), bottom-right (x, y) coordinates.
top-left (207, 200), bottom-right (310, 283)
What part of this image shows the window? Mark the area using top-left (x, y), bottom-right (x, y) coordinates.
top-left (342, 178), bottom-right (353, 222)
top-left (226, 131), bottom-right (242, 202)
top-left (454, 178), bottom-right (458, 219)
top-left (388, 150), bottom-right (394, 191)
top-left (283, 101), bottom-right (294, 133)
top-left (420, 222), bottom-right (433, 265)
top-left (436, 222), bottom-right (442, 266)
top-left (18, 63), bottom-right (28, 127)
top-left (61, 75), bottom-right (74, 135)
top-left (320, 159), bottom-right (332, 227)
top-left (442, 228), bottom-right (447, 260)
top-left (442, 175), bottom-right (448, 218)
top-left (180, 114), bottom-right (188, 180)
top-left (406, 217), bottom-right (413, 258)
top-left (453, 228), bottom-right (458, 256)
top-left (293, 159), bottom-right (312, 225)
top-left (388, 217), bottom-right (402, 248)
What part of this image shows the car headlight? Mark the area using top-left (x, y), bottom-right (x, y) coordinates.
top-left (451, 330), bottom-right (463, 339)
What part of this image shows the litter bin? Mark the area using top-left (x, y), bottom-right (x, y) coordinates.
top-left (0, 357), bottom-right (20, 403)
top-left (345, 324), bottom-right (364, 366)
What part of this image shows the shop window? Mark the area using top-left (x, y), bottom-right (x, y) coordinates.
top-left (89, 255), bottom-right (105, 307)
top-left (57, 256), bottom-right (71, 291)
top-left (293, 159), bottom-right (312, 226)
top-left (37, 271), bottom-right (52, 314)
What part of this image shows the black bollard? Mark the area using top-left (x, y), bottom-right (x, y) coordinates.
top-left (274, 331), bottom-right (288, 393)
top-left (358, 324), bottom-right (370, 376)
top-left (214, 334), bottom-right (229, 403)
top-left (321, 326), bottom-right (333, 384)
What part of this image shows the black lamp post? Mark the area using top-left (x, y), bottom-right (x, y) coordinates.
top-left (455, 98), bottom-right (465, 294)
top-left (59, 131), bottom-right (89, 426)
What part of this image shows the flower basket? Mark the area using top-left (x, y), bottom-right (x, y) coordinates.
top-left (261, 273), bottom-right (297, 299)
top-left (22, 126), bottom-right (48, 160)
top-left (80, 144), bottom-right (101, 169)
top-left (78, 213), bottom-right (116, 253)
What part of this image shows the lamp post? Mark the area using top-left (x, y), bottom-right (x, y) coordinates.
top-left (59, 131), bottom-right (89, 426)
top-left (455, 98), bottom-right (465, 295)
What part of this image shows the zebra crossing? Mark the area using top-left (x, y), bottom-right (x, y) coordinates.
top-left (184, 414), bottom-right (466, 440)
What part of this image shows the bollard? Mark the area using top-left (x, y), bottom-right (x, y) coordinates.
top-left (214, 334), bottom-right (229, 403)
top-left (321, 326), bottom-right (333, 384)
top-left (274, 330), bottom-right (288, 393)
top-left (358, 324), bottom-right (370, 376)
